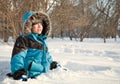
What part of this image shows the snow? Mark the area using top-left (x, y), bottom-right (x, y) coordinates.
top-left (0, 38), bottom-right (120, 84)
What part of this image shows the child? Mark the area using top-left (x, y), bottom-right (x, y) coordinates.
top-left (10, 11), bottom-right (58, 80)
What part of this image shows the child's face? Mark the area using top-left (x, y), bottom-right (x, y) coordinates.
top-left (32, 23), bottom-right (43, 34)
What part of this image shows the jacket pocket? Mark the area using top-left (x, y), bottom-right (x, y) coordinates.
top-left (29, 61), bottom-right (44, 72)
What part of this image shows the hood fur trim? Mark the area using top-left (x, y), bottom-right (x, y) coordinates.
top-left (23, 11), bottom-right (51, 36)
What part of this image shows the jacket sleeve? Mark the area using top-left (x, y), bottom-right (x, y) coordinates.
top-left (11, 36), bottom-right (28, 74)
top-left (41, 40), bottom-right (53, 72)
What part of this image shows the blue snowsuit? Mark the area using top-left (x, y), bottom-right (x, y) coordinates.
top-left (10, 11), bottom-right (53, 78)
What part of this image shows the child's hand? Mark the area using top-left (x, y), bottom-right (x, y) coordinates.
top-left (13, 69), bottom-right (26, 80)
top-left (50, 61), bottom-right (58, 70)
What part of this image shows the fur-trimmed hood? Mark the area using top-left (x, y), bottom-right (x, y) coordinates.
top-left (23, 11), bottom-right (51, 36)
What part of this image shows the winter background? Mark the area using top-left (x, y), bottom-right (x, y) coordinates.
top-left (0, 37), bottom-right (120, 84)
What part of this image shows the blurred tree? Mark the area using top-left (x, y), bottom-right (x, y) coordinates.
top-left (50, 0), bottom-right (75, 39)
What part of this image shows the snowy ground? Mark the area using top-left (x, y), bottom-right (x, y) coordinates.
top-left (0, 38), bottom-right (120, 84)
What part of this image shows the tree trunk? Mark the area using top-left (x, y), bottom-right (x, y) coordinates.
top-left (3, 29), bottom-right (9, 42)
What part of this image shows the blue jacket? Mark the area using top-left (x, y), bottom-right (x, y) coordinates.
top-left (11, 33), bottom-right (53, 77)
